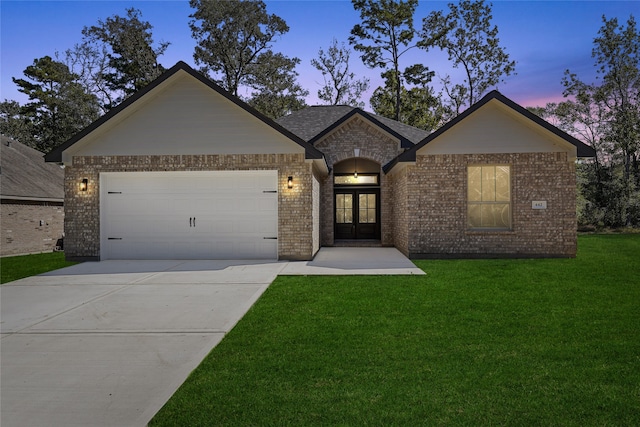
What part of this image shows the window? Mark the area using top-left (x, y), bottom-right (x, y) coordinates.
top-left (467, 165), bottom-right (511, 229)
top-left (334, 174), bottom-right (378, 185)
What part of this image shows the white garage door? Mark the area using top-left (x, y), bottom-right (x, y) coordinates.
top-left (100, 171), bottom-right (278, 260)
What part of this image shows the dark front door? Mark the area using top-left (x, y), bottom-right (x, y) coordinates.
top-left (335, 189), bottom-right (380, 240)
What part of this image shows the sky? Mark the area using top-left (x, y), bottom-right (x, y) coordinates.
top-left (1, 0), bottom-right (638, 111)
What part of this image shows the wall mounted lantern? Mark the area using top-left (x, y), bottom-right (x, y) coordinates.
top-left (287, 176), bottom-right (293, 189)
top-left (80, 178), bottom-right (88, 192)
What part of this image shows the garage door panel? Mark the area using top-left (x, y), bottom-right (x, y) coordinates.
top-left (195, 199), bottom-right (215, 212)
top-left (210, 220), bottom-right (232, 233)
top-left (101, 171), bottom-right (278, 260)
top-left (259, 219), bottom-right (278, 234)
top-left (258, 197), bottom-right (278, 212)
top-left (106, 237), bottom-right (280, 260)
top-left (215, 198), bottom-right (235, 212)
top-left (107, 221), bottom-right (131, 236)
top-left (237, 218), bottom-right (276, 234)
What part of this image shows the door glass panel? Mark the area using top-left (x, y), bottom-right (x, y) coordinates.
top-left (368, 195), bottom-right (376, 224)
top-left (358, 193), bottom-right (376, 224)
top-left (336, 194), bottom-right (353, 224)
top-left (345, 207), bottom-right (353, 223)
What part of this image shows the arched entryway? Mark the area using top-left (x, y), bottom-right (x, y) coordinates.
top-left (333, 157), bottom-right (381, 241)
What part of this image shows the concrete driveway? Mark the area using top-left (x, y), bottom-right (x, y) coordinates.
top-left (1, 248), bottom-right (423, 426)
top-left (1, 260), bottom-right (287, 427)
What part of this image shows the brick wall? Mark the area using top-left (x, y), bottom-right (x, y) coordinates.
top-left (315, 116), bottom-right (405, 246)
top-left (64, 154), bottom-right (315, 260)
top-left (1, 201), bottom-right (64, 256)
top-left (403, 152), bottom-right (577, 257)
top-left (389, 166), bottom-right (410, 256)
top-left (311, 171), bottom-right (321, 256)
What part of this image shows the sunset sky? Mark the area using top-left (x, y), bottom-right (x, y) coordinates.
top-left (1, 0), bottom-right (637, 111)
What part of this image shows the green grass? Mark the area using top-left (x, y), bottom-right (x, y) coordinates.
top-left (0, 252), bottom-right (78, 284)
top-left (151, 235), bottom-right (640, 426)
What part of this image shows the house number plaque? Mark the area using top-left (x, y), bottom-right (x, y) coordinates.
top-left (532, 201), bottom-right (547, 209)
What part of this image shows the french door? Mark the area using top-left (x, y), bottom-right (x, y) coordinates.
top-left (335, 189), bottom-right (380, 240)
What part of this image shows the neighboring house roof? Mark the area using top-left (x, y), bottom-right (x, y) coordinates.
top-left (384, 90), bottom-right (597, 172)
top-left (45, 61), bottom-right (326, 164)
top-left (277, 105), bottom-right (430, 148)
top-left (1, 136), bottom-right (64, 202)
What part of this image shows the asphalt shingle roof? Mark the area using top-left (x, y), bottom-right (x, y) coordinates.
top-left (1, 136), bottom-right (64, 201)
top-left (276, 106), bottom-right (430, 144)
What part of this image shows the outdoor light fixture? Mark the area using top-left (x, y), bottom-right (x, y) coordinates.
top-left (80, 178), bottom-right (88, 192)
top-left (287, 176), bottom-right (293, 189)
top-left (354, 158), bottom-right (358, 178)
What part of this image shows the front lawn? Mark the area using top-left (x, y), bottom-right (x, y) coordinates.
top-left (151, 235), bottom-right (640, 426)
top-left (0, 252), bottom-right (77, 284)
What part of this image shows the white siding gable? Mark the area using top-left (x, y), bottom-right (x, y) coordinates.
top-left (417, 100), bottom-right (577, 159)
top-left (63, 70), bottom-right (304, 162)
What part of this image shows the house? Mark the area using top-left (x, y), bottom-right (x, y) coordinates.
top-left (45, 61), bottom-right (595, 261)
top-left (1, 136), bottom-right (65, 256)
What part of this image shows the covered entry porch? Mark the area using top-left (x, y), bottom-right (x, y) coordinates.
top-left (330, 157), bottom-right (385, 245)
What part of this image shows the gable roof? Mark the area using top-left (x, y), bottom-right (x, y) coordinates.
top-left (384, 90), bottom-right (596, 172)
top-left (45, 61), bottom-right (325, 164)
top-left (277, 105), bottom-right (429, 148)
top-left (276, 105), bottom-right (355, 141)
top-left (1, 136), bottom-right (64, 201)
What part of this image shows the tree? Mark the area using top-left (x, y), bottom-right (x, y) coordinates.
top-left (541, 15), bottom-right (640, 227)
top-left (370, 70), bottom-right (447, 131)
top-left (82, 8), bottom-right (169, 109)
top-left (311, 38), bottom-right (370, 108)
top-left (590, 15), bottom-right (640, 186)
top-left (534, 91), bottom-right (612, 227)
top-left (245, 52), bottom-right (308, 119)
top-left (60, 42), bottom-right (112, 114)
top-left (420, 0), bottom-right (516, 114)
top-left (349, 0), bottom-right (433, 121)
top-left (189, 0), bottom-right (289, 96)
top-left (189, 0), bottom-right (306, 117)
top-left (0, 100), bottom-right (35, 146)
top-left (5, 56), bottom-right (99, 152)
top-left (587, 15), bottom-right (640, 226)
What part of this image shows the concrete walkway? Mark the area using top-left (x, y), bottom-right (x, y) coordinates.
top-left (282, 247), bottom-right (425, 275)
top-left (0, 249), bottom-right (423, 427)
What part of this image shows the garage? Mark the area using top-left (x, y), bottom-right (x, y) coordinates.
top-left (100, 171), bottom-right (278, 260)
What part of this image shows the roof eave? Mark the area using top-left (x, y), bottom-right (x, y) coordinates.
top-left (388, 91), bottom-right (596, 168)
top-left (45, 61), bottom-right (324, 163)
top-left (489, 91), bottom-right (596, 158)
